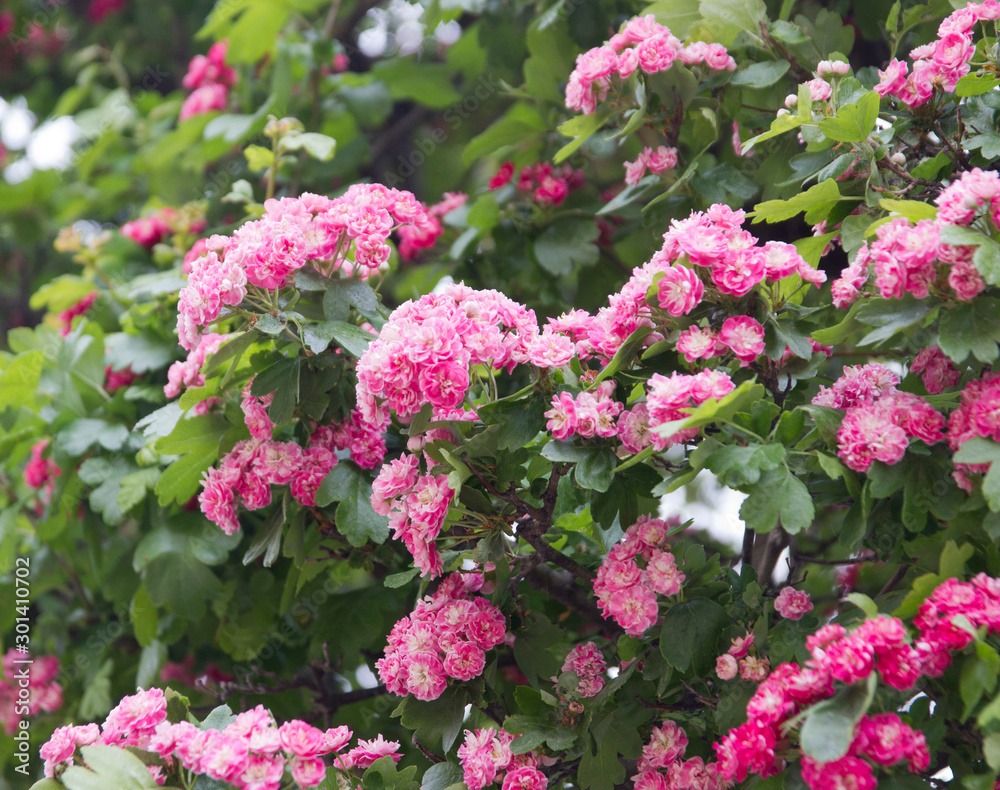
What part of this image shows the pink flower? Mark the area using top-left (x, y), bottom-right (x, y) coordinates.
top-left (180, 83), bottom-right (228, 121)
top-left (656, 265), bottom-right (704, 316)
top-left (717, 316), bottom-right (765, 363)
top-left (715, 653), bottom-right (739, 680)
top-left (348, 735), bottom-right (403, 769)
top-left (774, 587), bottom-right (813, 620)
top-left (279, 720), bottom-right (327, 758)
top-left (502, 766), bottom-right (547, 790)
top-left (545, 392), bottom-right (578, 440)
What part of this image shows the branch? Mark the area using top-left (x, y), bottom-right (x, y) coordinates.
top-left (525, 563), bottom-right (621, 638)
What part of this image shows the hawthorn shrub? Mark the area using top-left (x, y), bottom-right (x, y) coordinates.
top-left (3, 0), bottom-right (1000, 789)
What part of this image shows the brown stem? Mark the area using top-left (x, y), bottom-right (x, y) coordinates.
top-left (877, 563), bottom-right (910, 598)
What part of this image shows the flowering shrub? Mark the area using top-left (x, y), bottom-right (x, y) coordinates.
top-left (7, 1), bottom-right (1000, 790)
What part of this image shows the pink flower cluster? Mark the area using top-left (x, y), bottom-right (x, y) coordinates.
top-left (910, 345), bottom-right (961, 394)
top-left (41, 688), bottom-right (396, 790)
top-left (398, 192), bottom-right (467, 260)
top-left (544, 382), bottom-right (622, 441)
top-left (713, 615), bottom-right (931, 788)
top-left (200, 409), bottom-right (384, 533)
top-left (57, 292), bottom-right (96, 336)
top-left (23, 439), bottom-right (61, 489)
top-left (177, 188), bottom-right (435, 350)
top-left (376, 572), bottom-right (506, 700)
top-left (714, 633), bottom-right (770, 682)
top-left (946, 370), bottom-right (1000, 490)
top-left (488, 161), bottom-right (584, 206)
top-left (458, 728), bottom-right (547, 790)
top-left (645, 370), bottom-right (735, 447)
top-left (164, 332), bottom-right (228, 400)
top-left (773, 586), bottom-right (813, 620)
top-left (565, 15), bottom-right (735, 115)
top-left (624, 146), bottom-right (678, 186)
top-left (632, 721), bottom-right (721, 790)
top-left (875, 2), bottom-right (999, 107)
top-left (180, 40), bottom-right (236, 121)
top-left (0, 651), bottom-right (61, 736)
top-left (355, 283), bottom-right (540, 429)
top-left (558, 642), bottom-right (606, 697)
top-left (372, 455), bottom-right (455, 577)
top-left (586, 204), bottom-right (822, 361)
top-left (913, 573), bottom-right (1000, 676)
top-left (833, 168), bottom-right (1000, 308)
top-left (593, 516), bottom-right (685, 636)
top-left (814, 364), bottom-right (944, 472)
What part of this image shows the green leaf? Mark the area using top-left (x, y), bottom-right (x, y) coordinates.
top-left (956, 74), bottom-right (1000, 97)
top-left (740, 113), bottom-right (804, 153)
top-left (323, 321), bottom-right (374, 358)
top-left (845, 592), bottom-right (878, 618)
top-left (800, 677), bottom-right (875, 762)
top-left (939, 298), bottom-right (1000, 364)
top-left (420, 762), bottom-right (464, 790)
top-left (243, 503), bottom-right (285, 567)
top-left (281, 132), bottom-right (336, 161)
top-left (533, 218), bottom-right (600, 276)
top-left (879, 198), bottom-right (937, 222)
top-left (699, 0), bottom-right (767, 44)
top-left (395, 686), bottom-right (467, 752)
top-left (130, 584), bottom-right (158, 648)
top-left (652, 381), bottom-right (765, 439)
top-left (739, 466), bottom-right (814, 534)
top-left (56, 418), bottom-right (130, 456)
top-left (316, 463), bottom-right (389, 546)
top-left (199, 704), bottom-right (238, 731)
top-left (751, 179), bottom-right (845, 224)
top-left (156, 413), bottom-right (228, 455)
top-left (730, 60), bottom-right (790, 87)
top-left (575, 448), bottom-right (617, 493)
top-left (702, 443), bottom-right (786, 488)
top-left (660, 599), bottom-right (729, 674)
top-left (973, 239), bottom-right (1000, 286)
top-left (939, 540), bottom-right (975, 579)
top-left (479, 394), bottom-right (546, 452)
top-left (642, 0), bottom-right (701, 37)
top-left (384, 568), bottom-right (420, 588)
top-left (244, 144), bottom-right (274, 172)
top-left (818, 91), bottom-right (880, 142)
top-left (104, 332), bottom-right (179, 374)
top-left (144, 552), bottom-right (222, 621)
top-left (372, 60), bottom-right (463, 108)
top-left (555, 112), bottom-right (612, 164)
top-left (985, 731), bottom-right (1000, 771)
top-left (463, 103), bottom-right (547, 166)
top-left (966, 133), bottom-right (1000, 160)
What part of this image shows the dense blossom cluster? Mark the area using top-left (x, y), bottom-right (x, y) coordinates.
top-left (164, 332), bottom-right (229, 400)
top-left (565, 15), bottom-right (735, 115)
top-left (624, 146), bottom-right (678, 186)
top-left (875, 1), bottom-right (998, 107)
top-left (714, 632), bottom-right (770, 682)
top-left (585, 204), bottom-right (823, 362)
top-left (488, 161), bottom-right (585, 207)
top-left (180, 40), bottom-right (236, 121)
top-left (40, 687), bottom-right (398, 789)
top-left (831, 168), bottom-right (1000, 308)
top-left (593, 516), bottom-right (685, 636)
top-left (176, 188), bottom-right (435, 350)
top-left (376, 572), bottom-right (506, 700)
top-left (0, 651), bottom-right (61, 736)
top-left (557, 642), bottom-right (607, 698)
top-left (199, 406), bottom-right (383, 533)
top-left (544, 382), bottom-right (622, 441)
top-left (398, 191), bottom-right (466, 260)
top-left (645, 370), bottom-right (735, 446)
top-left (711, 572), bottom-right (1000, 789)
top-left (458, 728), bottom-right (548, 790)
top-left (355, 283), bottom-right (541, 427)
top-left (813, 363), bottom-right (945, 472)
top-left (632, 721), bottom-right (721, 790)
top-left (372, 454), bottom-right (455, 577)
top-left (910, 345), bottom-right (961, 394)
top-left (946, 369), bottom-right (1000, 490)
